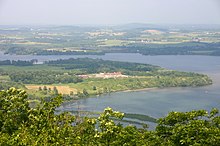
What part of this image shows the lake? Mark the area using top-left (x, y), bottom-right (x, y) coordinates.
top-left (1, 52), bottom-right (220, 125)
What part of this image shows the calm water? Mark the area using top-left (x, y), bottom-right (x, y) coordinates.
top-left (1, 52), bottom-right (220, 119)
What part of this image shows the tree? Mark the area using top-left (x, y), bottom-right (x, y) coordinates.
top-left (38, 86), bottom-right (42, 91)
top-left (53, 86), bottom-right (58, 95)
top-left (83, 88), bottom-right (89, 97)
top-left (0, 88), bottom-right (30, 135)
top-left (92, 86), bottom-right (97, 90)
top-left (0, 88), bottom-right (75, 145)
top-left (156, 109), bottom-right (220, 145)
top-left (70, 91), bottom-right (74, 96)
top-left (43, 86), bottom-right (47, 91)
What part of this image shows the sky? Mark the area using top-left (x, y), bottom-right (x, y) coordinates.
top-left (0, 0), bottom-right (220, 25)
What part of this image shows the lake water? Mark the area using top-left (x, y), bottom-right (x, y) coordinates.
top-left (1, 52), bottom-right (220, 124)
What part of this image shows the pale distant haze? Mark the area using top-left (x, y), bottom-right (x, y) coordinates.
top-left (0, 0), bottom-right (220, 25)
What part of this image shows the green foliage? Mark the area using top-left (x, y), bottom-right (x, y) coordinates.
top-left (46, 58), bottom-right (160, 73)
top-left (156, 109), bottom-right (220, 145)
top-left (92, 86), bottom-right (97, 90)
top-left (0, 60), bottom-right (36, 66)
top-left (0, 88), bottom-right (219, 145)
top-left (82, 88), bottom-right (89, 97)
top-left (0, 88), bottom-right (30, 135)
top-left (8, 70), bottom-right (83, 84)
top-left (0, 80), bottom-right (25, 90)
top-left (0, 88), bottom-right (76, 145)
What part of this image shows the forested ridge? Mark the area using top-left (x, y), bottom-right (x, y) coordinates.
top-left (46, 58), bottom-right (160, 73)
top-left (0, 88), bottom-right (219, 145)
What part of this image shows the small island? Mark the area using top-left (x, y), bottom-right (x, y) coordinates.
top-left (0, 58), bottom-right (212, 100)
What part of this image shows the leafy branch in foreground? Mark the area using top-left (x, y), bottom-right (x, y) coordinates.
top-left (0, 88), bottom-right (219, 145)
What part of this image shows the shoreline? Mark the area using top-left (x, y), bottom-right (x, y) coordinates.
top-left (121, 87), bottom-right (158, 93)
top-left (101, 83), bottom-right (213, 96)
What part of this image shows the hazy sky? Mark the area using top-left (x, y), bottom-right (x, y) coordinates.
top-left (0, 0), bottom-right (220, 25)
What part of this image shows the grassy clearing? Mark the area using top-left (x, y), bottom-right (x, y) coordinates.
top-left (69, 75), bottom-right (211, 96)
top-left (69, 77), bottom-right (158, 95)
top-left (26, 84), bottom-right (77, 95)
top-left (24, 77), bottom-right (154, 96)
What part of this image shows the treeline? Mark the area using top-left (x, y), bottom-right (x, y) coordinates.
top-left (8, 71), bottom-right (83, 84)
top-left (46, 58), bottom-right (160, 74)
top-left (0, 88), bottom-right (219, 145)
top-left (109, 42), bottom-right (220, 56)
top-left (0, 59), bottom-right (37, 66)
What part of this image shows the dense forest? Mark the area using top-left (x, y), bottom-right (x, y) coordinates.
top-left (8, 71), bottom-right (83, 84)
top-left (0, 88), bottom-right (219, 145)
top-left (46, 58), bottom-right (160, 74)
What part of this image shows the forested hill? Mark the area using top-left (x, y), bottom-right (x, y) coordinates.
top-left (45, 58), bottom-right (160, 73)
